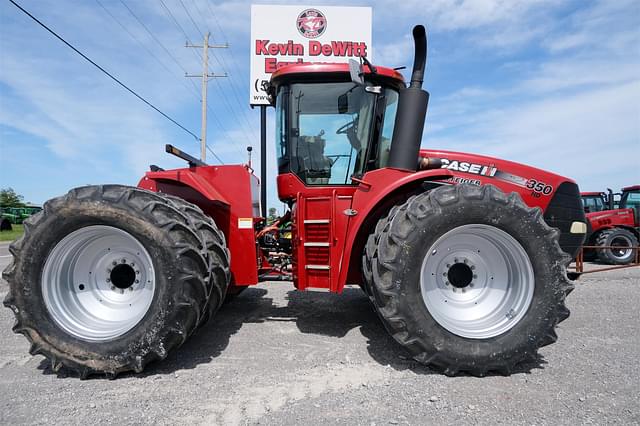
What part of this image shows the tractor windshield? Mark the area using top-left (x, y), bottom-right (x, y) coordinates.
top-left (276, 82), bottom-right (378, 185)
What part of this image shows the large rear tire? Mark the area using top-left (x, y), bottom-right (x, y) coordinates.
top-left (596, 228), bottom-right (638, 265)
top-left (2, 185), bottom-right (212, 378)
top-left (161, 194), bottom-right (230, 326)
top-left (366, 184), bottom-right (573, 376)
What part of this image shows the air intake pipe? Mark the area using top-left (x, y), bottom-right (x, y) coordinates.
top-left (387, 25), bottom-right (429, 171)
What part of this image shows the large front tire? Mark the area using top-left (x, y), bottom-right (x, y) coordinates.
top-left (2, 185), bottom-right (211, 378)
top-left (367, 184), bottom-right (573, 376)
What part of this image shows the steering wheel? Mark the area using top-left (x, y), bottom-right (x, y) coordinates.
top-left (336, 120), bottom-right (357, 135)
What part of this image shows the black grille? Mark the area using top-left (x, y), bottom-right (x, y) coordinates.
top-left (543, 181), bottom-right (586, 258)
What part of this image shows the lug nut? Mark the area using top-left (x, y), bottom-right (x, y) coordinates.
top-left (136, 270), bottom-right (140, 275)
top-left (112, 261), bottom-right (117, 266)
top-left (463, 259), bottom-right (468, 264)
top-left (121, 259), bottom-right (126, 263)
top-left (444, 281), bottom-right (449, 286)
top-left (106, 278), bottom-right (110, 283)
top-left (135, 279), bottom-right (139, 284)
top-left (471, 266), bottom-right (476, 270)
top-left (473, 274), bottom-right (478, 279)
top-left (111, 286), bottom-right (116, 291)
top-left (131, 262), bottom-right (135, 267)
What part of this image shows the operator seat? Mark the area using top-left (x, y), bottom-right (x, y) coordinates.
top-left (296, 132), bottom-right (332, 184)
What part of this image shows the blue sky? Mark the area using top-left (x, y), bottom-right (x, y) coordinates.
top-left (1, 0), bottom-right (639, 210)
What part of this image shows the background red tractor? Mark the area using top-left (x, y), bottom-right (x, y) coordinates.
top-left (581, 190), bottom-right (614, 213)
top-left (582, 185), bottom-right (640, 265)
top-left (3, 26), bottom-right (586, 378)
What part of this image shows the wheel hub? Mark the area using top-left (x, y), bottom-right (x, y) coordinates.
top-left (42, 225), bottom-right (156, 342)
top-left (610, 236), bottom-right (632, 259)
top-left (446, 260), bottom-right (474, 289)
top-left (420, 224), bottom-right (535, 339)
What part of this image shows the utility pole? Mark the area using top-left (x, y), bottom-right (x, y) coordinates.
top-left (186, 32), bottom-right (227, 162)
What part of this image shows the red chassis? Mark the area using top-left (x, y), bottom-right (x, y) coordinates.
top-left (138, 150), bottom-right (584, 294)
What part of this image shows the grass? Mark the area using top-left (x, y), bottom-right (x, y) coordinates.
top-left (0, 224), bottom-right (24, 242)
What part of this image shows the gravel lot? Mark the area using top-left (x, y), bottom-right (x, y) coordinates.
top-left (1, 241), bottom-right (639, 425)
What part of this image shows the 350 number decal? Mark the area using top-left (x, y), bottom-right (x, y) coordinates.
top-left (526, 179), bottom-right (553, 195)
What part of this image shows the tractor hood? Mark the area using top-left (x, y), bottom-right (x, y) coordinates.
top-left (420, 149), bottom-right (574, 209)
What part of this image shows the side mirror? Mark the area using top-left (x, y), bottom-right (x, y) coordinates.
top-left (348, 59), bottom-right (364, 85)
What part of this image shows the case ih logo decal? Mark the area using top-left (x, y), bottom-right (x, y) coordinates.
top-left (439, 157), bottom-right (555, 197)
top-left (297, 9), bottom-right (327, 39)
top-left (440, 158), bottom-right (498, 176)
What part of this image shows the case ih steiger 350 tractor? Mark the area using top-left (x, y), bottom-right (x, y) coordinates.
top-left (3, 26), bottom-right (587, 378)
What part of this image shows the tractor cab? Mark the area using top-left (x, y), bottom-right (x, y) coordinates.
top-left (269, 63), bottom-right (405, 199)
top-left (619, 185), bottom-right (640, 226)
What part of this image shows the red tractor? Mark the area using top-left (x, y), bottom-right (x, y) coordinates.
top-left (3, 26), bottom-right (587, 378)
top-left (581, 190), bottom-right (614, 213)
top-left (582, 185), bottom-right (640, 264)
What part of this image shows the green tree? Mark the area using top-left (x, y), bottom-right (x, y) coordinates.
top-left (0, 188), bottom-right (25, 208)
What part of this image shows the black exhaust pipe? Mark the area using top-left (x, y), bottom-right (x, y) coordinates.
top-left (387, 25), bottom-right (429, 171)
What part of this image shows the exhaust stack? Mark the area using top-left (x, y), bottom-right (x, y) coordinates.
top-left (387, 25), bottom-right (430, 171)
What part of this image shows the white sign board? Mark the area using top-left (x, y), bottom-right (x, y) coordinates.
top-left (250, 5), bottom-right (372, 105)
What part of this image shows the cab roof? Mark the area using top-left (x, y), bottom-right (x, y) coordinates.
top-left (270, 62), bottom-right (405, 86)
top-left (581, 192), bottom-right (604, 196)
top-left (622, 185), bottom-right (640, 192)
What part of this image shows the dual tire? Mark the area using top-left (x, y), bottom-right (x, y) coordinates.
top-left (363, 184), bottom-right (574, 376)
top-left (2, 185), bottom-right (230, 378)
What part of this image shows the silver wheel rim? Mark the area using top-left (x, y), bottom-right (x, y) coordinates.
top-left (42, 225), bottom-right (155, 341)
top-left (610, 235), bottom-right (632, 259)
top-left (420, 224), bottom-right (534, 339)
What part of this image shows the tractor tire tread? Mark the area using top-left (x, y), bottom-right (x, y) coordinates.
top-left (2, 185), bottom-right (210, 378)
top-left (365, 184), bottom-right (573, 376)
top-left (161, 194), bottom-right (231, 327)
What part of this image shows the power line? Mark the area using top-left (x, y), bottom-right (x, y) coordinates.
top-left (178, 0), bottom-right (205, 39)
top-left (115, 0), bottom-right (205, 109)
top-left (173, 2), bottom-right (257, 146)
top-left (205, 1), bottom-right (250, 83)
top-left (7, 0), bottom-right (201, 142)
top-left (119, 1), bottom-right (189, 77)
top-left (112, 1), bottom-right (201, 100)
top-left (202, 2), bottom-right (259, 141)
top-left (207, 145), bottom-right (224, 164)
top-left (159, 0), bottom-right (253, 155)
top-left (95, 0), bottom-right (200, 100)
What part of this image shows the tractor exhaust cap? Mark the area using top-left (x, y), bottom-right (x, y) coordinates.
top-left (409, 25), bottom-right (427, 89)
top-left (387, 25), bottom-right (430, 171)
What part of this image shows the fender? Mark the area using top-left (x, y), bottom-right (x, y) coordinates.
top-left (139, 168), bottom-right (229, 204)
top-left (339, 167), bottom-right (453, 289)
top-left (138, 164), bottom-right (261, 286)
